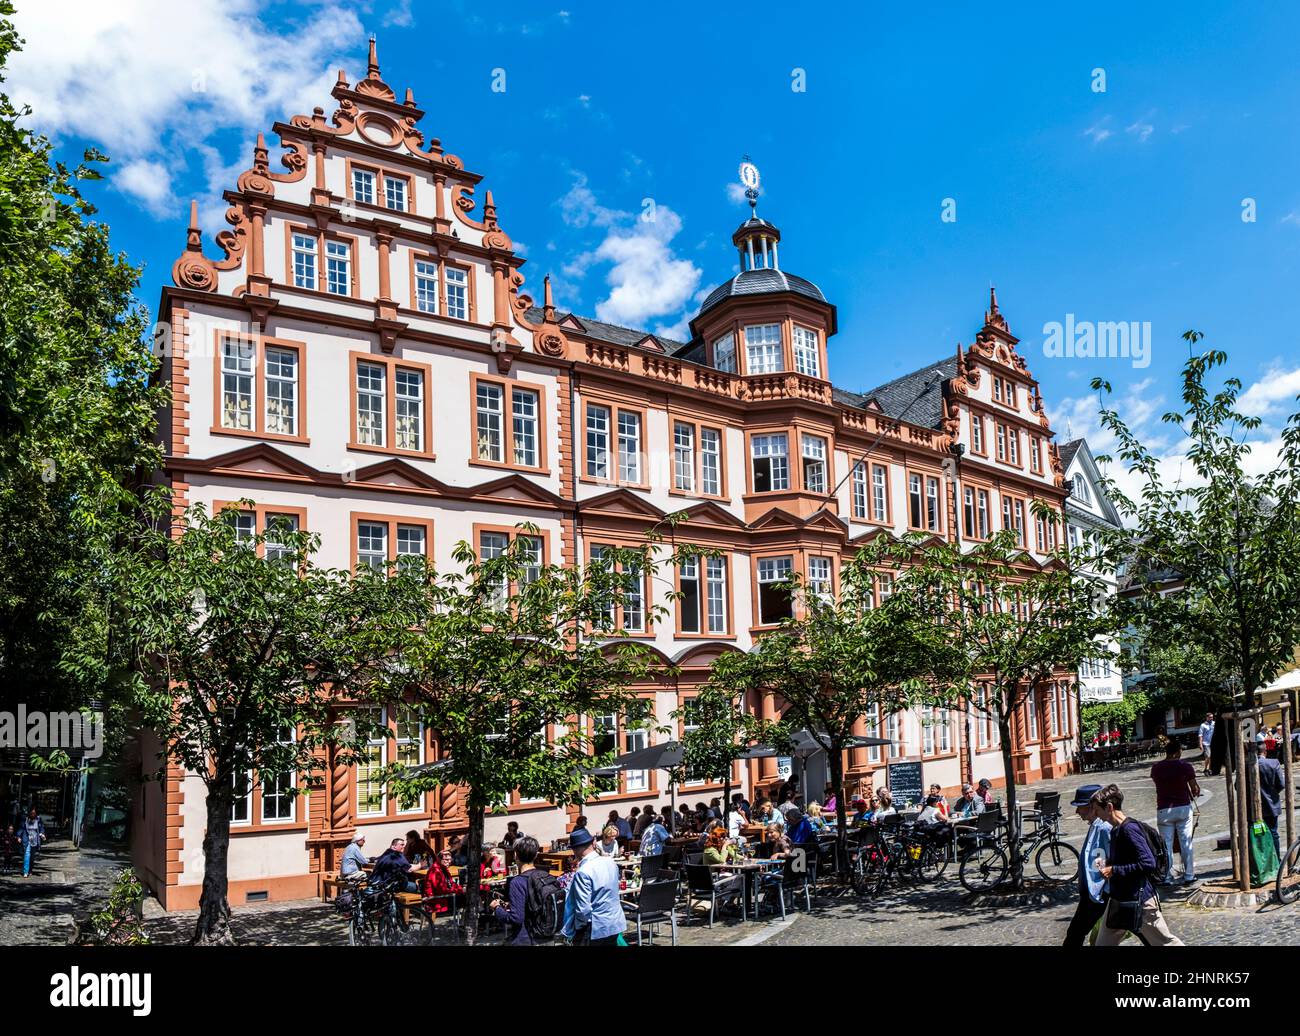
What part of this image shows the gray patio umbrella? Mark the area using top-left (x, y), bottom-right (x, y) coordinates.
top-left (585, 741), bottom-right (687, 831)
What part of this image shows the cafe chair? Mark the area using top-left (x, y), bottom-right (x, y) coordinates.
top-left (683, 863), bottom-right (745, 927)
top-left (639, 853), bottom-right (666, 882)
top-left (624, 878), bottom-right (679, 946)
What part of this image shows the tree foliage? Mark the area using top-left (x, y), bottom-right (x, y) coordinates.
top-left (0, 3), bottom-right (164, 719)
top-left (1091, 335), bottom-right (1300, 711)
top-left (116, 498), bottom-right (400, 945)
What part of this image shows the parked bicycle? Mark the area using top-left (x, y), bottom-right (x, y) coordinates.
top-left (958, 806), bottom-right (1079, 892)
top-left (1277, 832), bottom-right (1300, 905)
top-left (342, 874), bottom-right (403, 946)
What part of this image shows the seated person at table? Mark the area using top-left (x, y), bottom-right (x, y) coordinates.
top-left (752, 800), bottom-right (779, 828)
top-left (695, 820), bottom-right (724, 850)
top-left (372, 837), bottom-right (418, 892)
top-left (608, 809), bottom-right (633, 841)
top-left (491, 835), bottom-right (542, 945)
top-left (927, 785), bottom-right (950, 820)
top-left (557, 854), bottom-right (579, 891)
top-left (727, 801), bottom-right (747, 840)
top-left (404, 831), bottom-right (434, 868)
top-left (707, 797), bottom-right (723, 819)
top-left (822, 784), bottom-right (838, 815)
top-left (777, 791), bottom-right (802, 827)
top-left (805, 802), bottom-right (829, 833)
top-left (340, 832), bottom-right (369, 880)
top-left (916, 795), bottom-right (945, 826)
top-left (499, 821), bottom-right (523, 849)
top-left (597, 825), bottom-right (621, 857)
top-left (626, 807), bottom-right (642, 835)
top-left (731, 792), bottom-right (751, 821)
top-left (678, 804), bottom-right (695, 830)
top-left (693, 802), bottom-right (711, 829)
top-left (639, 812), bottom-right (671, 858)
top-left (850, 798), bottom-right (872, 826)
top-left (571, 815), bottom-right (591, 841)
top-left (872, 788), bottom-right (897, 821)
top-left (950, 784), bottom-right (986, 820)
top-left (786, 809), bottom-right (817, 845)
top-left (977, 779), bottom-right (994, 805)
top-left (633, 807), bottom-right (656, 838)
top-left (703, 827), bottom-right (741, 869)
top-left (422, 848), bottom-right (464, 914)
top-left (764, 822), bottom-right (793, 859)
top-left (448, 834), bottom-right (468, 867)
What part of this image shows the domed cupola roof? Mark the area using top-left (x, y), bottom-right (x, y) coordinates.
top-left (699, 267), bottom-right (827, 314)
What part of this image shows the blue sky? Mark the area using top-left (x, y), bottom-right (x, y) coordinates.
top-left (10, 0), bottom-right (1300, 487)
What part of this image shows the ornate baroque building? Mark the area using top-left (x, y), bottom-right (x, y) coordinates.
top-left (137, 43), bottom-right (1079, 909)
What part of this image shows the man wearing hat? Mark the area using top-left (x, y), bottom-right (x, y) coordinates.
top-left (1062, 784), bottom-right (1112, 947)
top-left (561, 826), bottom-right (626, 945)
top-left (339, 832), bottom-right (368, 880)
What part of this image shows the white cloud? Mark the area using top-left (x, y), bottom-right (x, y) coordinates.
top-left (9, 0), bottom-right (363, 220)
top-left (1281, 211), bottom-right (1300, 227)
top-left (1083, 119), bottom-right (1113, 145)
top-left (1126, 114), bottom-right (1155, 143)
top-left (382, 0), bottom-right (415, 28)
top-left (115, 159), bottom-right (175, 217)
top-left (1238, 363), bottom-right (1300, 422)
top-left (726, 181), bottom-right (760, 206)
top-left (554, 173), bottom-right (702, 332)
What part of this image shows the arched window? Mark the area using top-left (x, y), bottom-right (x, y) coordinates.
top-left (1072, 474), bottom-right (1091, 505)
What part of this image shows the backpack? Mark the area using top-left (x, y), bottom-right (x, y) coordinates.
top-left (1125, 818), bottom-right (1170, 883)
top-left (522, 869), bottom-right (565, 943)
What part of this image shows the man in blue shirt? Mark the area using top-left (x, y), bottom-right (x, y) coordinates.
top-left (639, 815), bottom-right (670, 858)
top-left (1062, 785), bottom-right (1111, 946)
top-left (607, 809), bottom-right (633, 842)
top-left (562, 827), bottom-right (626, 945)
top-left (339, 832), bottom-right (368, 879)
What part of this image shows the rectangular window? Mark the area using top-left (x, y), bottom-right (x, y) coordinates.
top-left (713, 333), bottom-right (736, 373)
top-left (744, 323), bottom-right (783, 374)
top-left (479, 530), bottom-right (510, 607)
top-left (291, 232), bottom-right (317, 290)
top-left (679, 557), bottom-right (701, 634)
top-left (511, 387), bottom-right (539, 467)
top-left (357, 521), bottom-right (387, 573)
top-left (757, 556), bottom-right (794, 625)
top-left (357, 708), bottom-right (386, 816)
top-left (700, 427), bottom-right (721, 495)
top-left (808, 556), bottom-right (833, 599)
top-left (1049, 687), bottom-right (1060, 738)
top-left (1030, 437), bottom-right (1041, 472)
top-left (394, 368), bottom-right (424, 452)
top-left (392, 708), bottom-right (423, 813)
top-left (971, 412), bottom-right (984, 453)
top-left (477, 381), bottom-right (504, 463)
top-left (976, 686), bottom-right (990, 750)
top-left (351, 168), bottom-right (375, 205)
top-left (325, 239), bottom-right (351, 296)
top-left (1007, 426), bottom-right (1019, 465)
top-left (263, 512), bottom-right (299, 565)
top-left (445, 267), bottom-right (468, 320)
top-left (977, 490), bottom-right (990, 539)
top-left (802, 435), bottom-right (827, 493)
top-left (872, 464), bottom-right (888, 522)
top-left (866, 708), bottom-right (882, 763)
top-left (996, 423), bottom-right (1007, 462)
top-left (852, 463), bottom-right (868, 519)
top-left (231, 769), bottom-right (251, 824)
top-left (792, 325), bottom-right (820, 377)
top-left (585, 403), bottom-right (609, 479)
top-left (925, 476), bottom-right (941, 531)
top-left (1013, 499), bottom-right (1026, 545)
top-left (414, 259), bottom-right (438, 314)
top-left (1003, 497), bottom-right (1013, 534)
top-left (1035, 513), bottom-right (1047, 552)
top-left (590, 545), bottom-right (645, 633)
top-left (752, 433), bottom-right (789, 492)
top-left (263, 346), bottom-right (297, 436)
top-left (260, 727), bottom-right (296, 822)
top-left (385, 175), bottom-right (407, 212)
top-left (396, 524), bottom-right (426, 571)
top-left (220, 337), bottom-right (255, 431)
top-left (887, 712), bottom-right (902, 758)
top-left (993, 377), bottom-right (1003, 403)
top-left (624, 721), bottom-right (649, 793)
top-left (673, 422), bottom-right (695, 492)
top-left (909, 473), bottom-right (924, 528)
top-left (963, 486), bottom-right (976, 539)
top-left (617, 410), bottom-right (641, 483)
top-left (356, 361), bottom-right (386, 447)
top-left (705, 557), bottom-right (726, 634)
top-left (922, 706), bottom-right (935, 755)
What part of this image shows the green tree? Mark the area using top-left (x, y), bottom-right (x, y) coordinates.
top-left (0, 4), bottom-right (164, 719)
top-left (378, 530), bottom-right (689, 945)
top-left (1091, 337), bottom-right (1300, 717)
top-left (894, 525), bottom-right (1114, 887)
top-left (708, 539), bottom-right (940, 869)
top-left (117, 499), bottom-right (399, 945)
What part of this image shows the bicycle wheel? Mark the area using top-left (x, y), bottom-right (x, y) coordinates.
top-left (1277, 838), bottom-right (1300, 905)
top-left (959, 841), bottom-right (1007, 893)
top-left (1034, 838), bottom-right (1080, 884)
top-left (348, 911), bottom-right (375, 946)
top-left (918, 844), bottom-right (948, 882)
top-left (377, 900), bottom-right (402, 946)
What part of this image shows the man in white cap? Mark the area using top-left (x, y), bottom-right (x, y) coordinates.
top-left (339, 832), bottom-right (368, 880)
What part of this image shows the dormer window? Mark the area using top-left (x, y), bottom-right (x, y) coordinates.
top-left (713, 333), bottom-right (737, 373)
top-left (1072, 475), bottom-right (1092, 505)
top-left (744, 324), bottom-right (783, 374)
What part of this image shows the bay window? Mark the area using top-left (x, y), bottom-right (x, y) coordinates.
top-left (751, 433), bottom-right (789, 492)
top-left (801, 435), bottom-right (827, 493)
top-left (744, 323), bottom-right (783, 374)
top-left (757, 555), bottom-right (794, 625)
top-left (792, 324), bottom-right (820, 377)
top-left (713, 332), bottom-right (737, 373)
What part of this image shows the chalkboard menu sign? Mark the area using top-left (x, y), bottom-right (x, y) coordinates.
top-left (886, 761), bottom-right (924, 809)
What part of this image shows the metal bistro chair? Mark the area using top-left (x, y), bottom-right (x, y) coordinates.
top-left (788, 844), bottom-right (819, 911)
top-left (755, 853), bottom-right (810, 920)
top-left (683, 863), bottom-right (745, 927)
top-left (638, 853), bottom-right (667, 882)
top-left (625, 878), bottom-right (679, 946)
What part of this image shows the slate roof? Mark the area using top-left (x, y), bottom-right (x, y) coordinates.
top-left (1057, 438), bottom-right (1084, 471)
top-left (698, 268), bottom-right (826, 315)
top-left (850, 356), bottom-right (960, 429)
top-left (524, 307), bottom-right (688, 353)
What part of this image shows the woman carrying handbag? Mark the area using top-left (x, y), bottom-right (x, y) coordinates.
top-left (1093, 784), bottom-right (1184, 946)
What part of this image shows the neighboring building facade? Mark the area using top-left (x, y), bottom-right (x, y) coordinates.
top-left (136, 43), bottom-right (1078, 909)
top-left (1059, 439), bottom-right (1124, 705)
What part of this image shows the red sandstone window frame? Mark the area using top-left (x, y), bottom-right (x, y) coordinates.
top-left (227, 722), bottom-right (306, 833)
top-left (210, 330), bottom-right (310, 446)
top-left (212, 501), bottom-right (309, 562)
top-left (348, 512), bottom-right (434, 576)
top-left (283, 222), bottom-right (360, 299)
top-left (347, 351), bottom-right (436, 460)
top-left (469, 372), bottom-right (549, 474)
top-left (586, 696), bottom-right (661, 799)
top-left (673, 552), bottom-right (735, 639)
top-left (668, 415), bottom-right (728, 500)
top-left (583, 539), bottom-right (655, 638)
top-left (969, 408), bottom-right (988, 457)
top-left (345, 158), bottom-right (415, 215)
top-left (472, 523), bottom-right (552, 600)
top-left (580, 395), bottom-right (651, 490)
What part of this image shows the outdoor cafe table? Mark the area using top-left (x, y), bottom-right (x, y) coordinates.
top-left (707, 859), bottom-right (783, 918)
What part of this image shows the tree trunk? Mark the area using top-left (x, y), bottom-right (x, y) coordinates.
top-left (462, 802), bottom-right (486, 946)
top-left (829, 738), bottom-right (848, 875)
top-left (193, 783), bottom-right (235, 945)
top-left (998, 714), bottom-right (1023, 890)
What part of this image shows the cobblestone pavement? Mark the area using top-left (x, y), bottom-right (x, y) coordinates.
top-left (5, 757), bottom-right (1298, 947)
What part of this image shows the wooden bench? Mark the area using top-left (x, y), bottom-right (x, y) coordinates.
top-left (395, 891), bottom-right (424, 925)
top-left (320, 871), bottom-right (342, 901)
